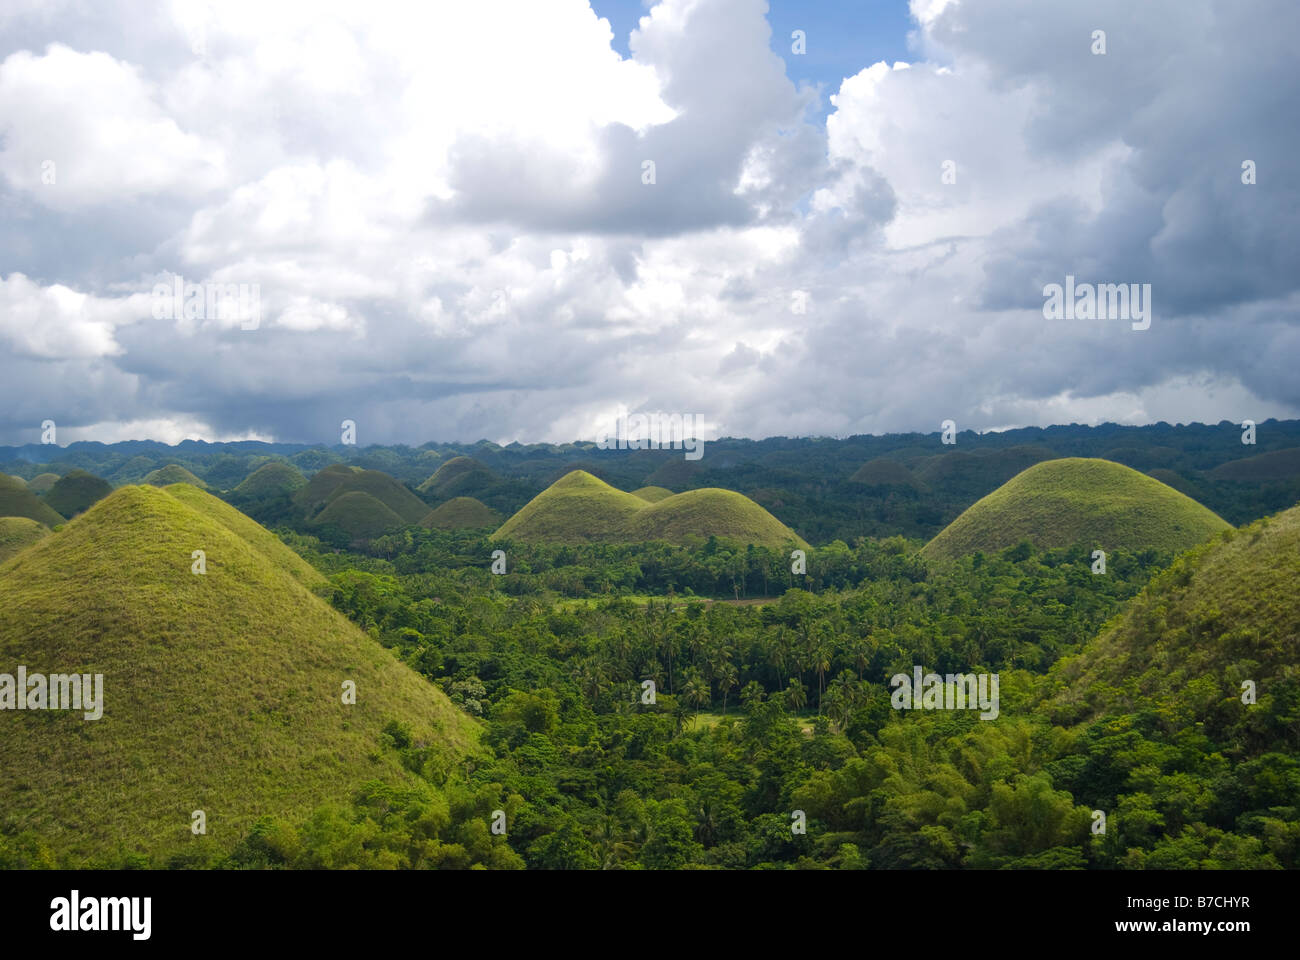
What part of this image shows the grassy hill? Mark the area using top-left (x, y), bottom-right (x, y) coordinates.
top-left (921, 458), bottom-right (1231, 561)
top-left (418, 456), bottom-right (495, 498)
top-left (143, 464), bottom-right (208, 489)
top-left (849, 458), bottom-right (921, 488)
top-left (420, 497), bottom-right (499, 530)
top-left (0, 474), bottom-right (64, 526)
top-left (45, 469), bottom-right (113, 518)
top-left (233, 460), bottom-right (308, 497)
top-left (493, 471), bottom-right (646, 544)
top-left (312, 491), bottom-right (406, 540)
top-left (322, 470), bottom-right (428, 524)
top-left (1048, 502), bottom-right (1300, 742)
top-left (0, 485), bottom-right (478, 863)
top-left (1211, 446), bottom-right (1300, 482)
top-left (293, 464), bottom-right (363, 515)
top-left (27, 473), bottom-right (60, 495)
top-left (494, 471), bottom-right (807, 548)
top-left (623, 488), bottom-right (809, 549)
top-left (0, 517), bottom-right (49, 563)
top-left (631, 486), bottom-right (674, 502)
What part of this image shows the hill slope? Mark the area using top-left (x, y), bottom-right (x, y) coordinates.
top-left (312, 491), bottom-right (406, 539)
top-left (418, 456), bottom-right (495, 498)
top-left (0, 486), bottom-right (477, 862)
top-left (0, 517), bottom-right (49, 563)
top-left (493, 471), bottom-right (645, 543)
top-left (27, 473), bottom-right (60, 495)
top-left (922, 458), bottom-right (1231, 561)
top-left (322, 470), bottom-right (429, 524)
top-left (624, 488), bottom-right (809, 549)
top-left (420, 497), bottom-right (500, 530)
top-left (233, 461), bottom-right (308, 497)
top-left (45, 470), bottom-right (113, 518)
top-left (631, 486), bottom-right (674, 502)
top-left (0, 474), bottom-right (64, 526)
top-left (1049, 503), bottom-right (1300, 739)
top-left (143, 464), bottom-right (208, 489)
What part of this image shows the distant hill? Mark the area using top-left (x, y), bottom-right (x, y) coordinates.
top-left (293, 463), bottom-right (363, 515)
top-left (848, 458), bottom-right (921, 488)
top-left (623, 488), bottom-right (808, 549)
top-left (26, 473), bottom-right (60, 495)
top-left (0, 517), bottom-right (49, 563)
top-left (233, 460), bottom-right (308, 497)
top-left (419, 496), bottom-right (499, 530)
top-left (418, 456), bottom-right (495, 498)
top-left (1050, 502), bottom-right (1300, 742)
top-left (143, 464), bottom-right (208, 489)
top-left (45, 470), bottom-right (113, 518)
top-left (1210, 446), bottom-right (1300, 482)
top-left (631, 486), bottom-right (674, 502)
top-left (910, 445), bottom-right (1056, 496)
top-left (922, 458), bottom-right (1231, 561)
top-left (0, 474), bottom-right (64, 526)
top-left (0, 485), bottom-right (477, 862)
top-left (313, 491), bottom-right (406, 540)
top-left (642, 459), bottom-right (699, 489)
top-left (493, 471), bottom-right (645, 544)
top-left (494, 471), bottom-right (806, 548)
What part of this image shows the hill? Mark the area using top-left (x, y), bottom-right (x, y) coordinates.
top-left (312, 491), bottom-right (406, 540)
top-left (623, 488), bottom-right (809, 549)
top-left (0, 485), bottom-right (477, 862)
top-left (1049, 502), bottom-right (1300, 740)
top-left (418, 456), bottom-right (495, 498)
top-left (293, 463), bottom-right (364, 515)
top-left (44, 470), bottom-right (113, 518)
top-left (492, 471), bottom-right (647, 544)
top-left (419, 497), bottom-right (499, 530)
top-left (1210, 446), bottom-right (1300, 482)
top-left (848, 458), bottom-right (921, 488)
top-left (0, 517), bottom-right (49, 563)
top-left (27, 473), bottom-right (60, 495)
top-left (233, 460), bottom-right (308, 497)
top-left (321, 470), bottom-right (428, 524)
top-left (143, 464), bottom-right (208, 489)
top-left (493, 471), bottom-right (807, 548)
top-left (631, 486), bottom-right (674, 502)
top-left (0, 474), bottom-right (64, 526)
top-left (921, 458), bottom-right (1231, 561)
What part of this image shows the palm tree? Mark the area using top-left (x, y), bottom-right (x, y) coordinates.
top-left (717, 662), bottom-right (739, 716)
top-left (784, 678), bottom-right (807, 713)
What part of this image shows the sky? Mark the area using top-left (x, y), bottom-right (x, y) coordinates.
top-left (1, 0), bottom-right (1297, 447)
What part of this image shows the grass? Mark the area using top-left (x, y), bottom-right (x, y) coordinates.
top-left (921, 458), bottom-right (1231, 561)
top-left (630, 486), bottom-right (674, 502)
top-left (848, 458), bottom-right (921, 487)
top-left (293, 463), bottom-right (363, 514)
top-left (320, 470), bottom-right (428, 524)
top-left (27, 473), bottom-right (60, 495)
top-left (493, 471), bottom-right (806, 548)
top-left (0, 517), bottom-right (49, 563)
top-left (420, 496), bottom-right (499, 530)
top-left (0, 485), bottom-right (478, 863)
top-left (232, 460), bottom-right (307, 497)
top-left (1049, 501), bottom-right (1300, 724)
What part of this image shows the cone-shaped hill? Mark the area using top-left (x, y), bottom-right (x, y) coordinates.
top-left (143, 464), bottom-right (208, 489)
top-left (420, 497), bottom-right (500, 530)
top-left (0, 485), bottom-right (478, 862)
top-left (45, 469), bottom-right (113, 518)
top-left (1049, 502), bottom-right (1300, 737)
top-left (493, 471), bottom-right (807, 548)
top-left (418, 456), bottom-right (495, 498)
top-left (849, 458), bottom-right (922, 488)
top-left (622, 488), bottom-right (809, 549)
top-left (0, 517), bottom-right (49, 563)
top-left (27, 473), bottom-right (60, 495)
top-left (313, 491), bottom-right (407, 539)
top-left (921, 458), bottom-right (1231, 561)
top-left (295, 466), bottom-right (426, 526)
top-left (0, 474), bottom-right (63, 526)
top-left (233, 460), bottom-right (308, 497)
top-left (1211, 446), bottom-right (1300, 482)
